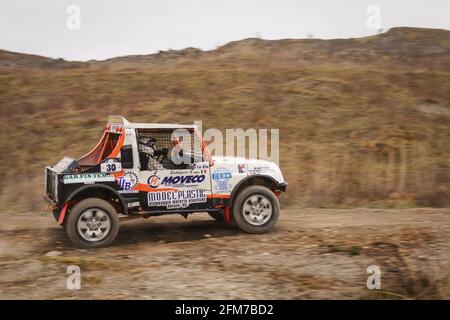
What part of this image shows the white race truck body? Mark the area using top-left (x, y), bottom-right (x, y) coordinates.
top-left (44, 116), bottom-right (286, 247)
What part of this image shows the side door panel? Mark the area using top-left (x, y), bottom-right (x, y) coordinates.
top-left (139, 161), bottom-right (212, 211)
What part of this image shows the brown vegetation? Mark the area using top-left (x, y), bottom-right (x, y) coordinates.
top-left (0, 27), bottom-right (449, 211)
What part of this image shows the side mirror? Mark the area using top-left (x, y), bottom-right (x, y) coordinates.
top-left (120, 145), bottom-right (134, 169)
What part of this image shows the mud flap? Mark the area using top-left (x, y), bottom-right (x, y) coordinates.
top-left (223, 207), bottom-right (230, 224)
top-left (58, 202), bottom-right (69, 225)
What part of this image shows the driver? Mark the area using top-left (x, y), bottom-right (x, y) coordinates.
top-left (138, 136), bottom-right (186, 170)
top-left (138, 137), bottom-right (164, 170)
top-left (138, 137), bottom-right (156, 157)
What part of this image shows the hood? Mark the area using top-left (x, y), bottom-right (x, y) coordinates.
top-left (213, 155), bottom-right (273, 166)
top-left (50, 156), bottom-right (79, 174)
top-left (212, 155), bottom-right (285, 184)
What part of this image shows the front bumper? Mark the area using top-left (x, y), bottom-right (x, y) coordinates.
top-left (279, 182), bottom-right (287, 192)
top-left (43, 194), bottom-right (57, 208)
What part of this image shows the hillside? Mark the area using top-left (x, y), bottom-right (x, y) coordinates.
top-left (1, 27), bottom-right (449, 211)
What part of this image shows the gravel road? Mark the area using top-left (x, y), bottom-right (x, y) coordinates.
top-left (0, 208), bottom-right (448, 299)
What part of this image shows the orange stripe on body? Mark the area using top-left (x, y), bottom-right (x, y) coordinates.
top-left (135, 183), bottom-right (177, 192)
top-left (208, 194), bottom-right (230, 199)
top-left (112, 170), bottom-right (125, 179)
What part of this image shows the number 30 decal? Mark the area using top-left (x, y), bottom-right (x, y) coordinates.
top-left (101, 160), bottom-right (122, 173)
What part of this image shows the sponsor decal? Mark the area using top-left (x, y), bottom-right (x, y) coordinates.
top-left (193, 163), bottom-right (208, 169)
top-left (147, 171), bottom-right (206, 189)
top-left (192, 162), bottom-right (209, 173)
top-left (117, 171), bottom-right (138, 191)
top-left (212, 167), bottom-right (232, 192)
top-left (169, 170), bottom-right (196, 175)
top-left (238, 164), bottom-right (248, 173)
top-left (101, 159), bottom-right (122, 173)
top-left (148, 175), bottom-right (161, 189)
top-left (247, 165), bottom-right (275, 175)
top-left (148, 190), bottom-right (207, 209)
top-left (63, 173), bottom-right (114, 184)
top-left (162, 175), bottom-right (205, 186)
top-left (127, 201), bottom-right (140, 208)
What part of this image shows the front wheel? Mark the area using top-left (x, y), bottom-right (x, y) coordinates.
top-left (232, 185), bottom-right (279, 233)
top-left (65, 198), bottom-right (119, 248)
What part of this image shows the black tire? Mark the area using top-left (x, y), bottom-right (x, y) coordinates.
top-left (65, 198), bottom-right (119, 248)
top-left (208, 211), bottom-right (224, 222)
top-left (52, 209), bottom-right (65, 227)
top-left (232, 185), bottom-right (279, 233)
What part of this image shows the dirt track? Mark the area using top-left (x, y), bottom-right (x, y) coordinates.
top-left (0, 208), bottom-right (448, 299)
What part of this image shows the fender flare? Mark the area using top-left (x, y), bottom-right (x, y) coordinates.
top-left (230, 174), bottom-right (284, 202)
top-left (65, 184), bottom-right (128, 215)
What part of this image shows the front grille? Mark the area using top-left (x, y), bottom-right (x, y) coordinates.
top-left (46, 168), bottom-right (56, 198)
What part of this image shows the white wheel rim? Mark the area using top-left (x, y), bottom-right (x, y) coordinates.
top-left (242, 194), bottom-right (273, 226)
top-left (77, 208), bottom-right (111, 242)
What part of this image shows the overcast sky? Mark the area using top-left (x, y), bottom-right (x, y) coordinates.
top-left (0, 0), bottom-right (449, 61)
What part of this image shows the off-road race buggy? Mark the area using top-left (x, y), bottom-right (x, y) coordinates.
top-left (44, 116), bottom-right (287, 248)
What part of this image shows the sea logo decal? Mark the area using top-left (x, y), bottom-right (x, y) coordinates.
top-left (118, 171), bottom-right (138, 190)
top-left (148, 175), bottom-right (161, 189)
top-left (212, 168), bottom-right (232, 192)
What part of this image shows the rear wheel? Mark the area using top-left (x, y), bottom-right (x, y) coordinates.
top-left (232, 185), bottom-right (279, 233)
top-left (65, 198), bottom-right (119, 248)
